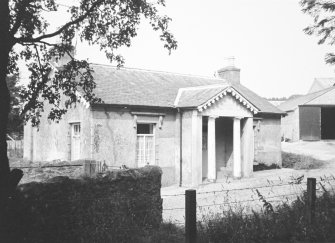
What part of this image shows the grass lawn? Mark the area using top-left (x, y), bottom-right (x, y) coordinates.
top-left (282, 151), bottom-right (327, 170)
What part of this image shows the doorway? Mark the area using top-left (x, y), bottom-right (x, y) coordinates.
top-left (321, 107), bottom-right (335, 139)
top-left (201, 117), bottom-right (234, 180)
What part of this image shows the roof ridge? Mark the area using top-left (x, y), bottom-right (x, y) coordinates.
top-left (89, 62), bottom-right (224, 81)
top-left (304, 86), bottom-right (335, 105)
top-left (287, 87), bottom-right (332, 104)
top-left (179, 83), bottom-right (229, 91)
top-left (278, 86), bottom-right (335, 111)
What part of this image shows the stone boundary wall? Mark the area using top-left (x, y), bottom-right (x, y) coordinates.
top-left (4, 166), bottom-right (162, 243)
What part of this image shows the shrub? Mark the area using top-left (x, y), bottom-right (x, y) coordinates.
top-left (282, 151), bottom-right (326, 170)
top-left (3, 166), bottom-right (162, 243)
top-left (147, 223), bottom-right (184, 243)
top-left (253, 163), bottom-right (280, 171)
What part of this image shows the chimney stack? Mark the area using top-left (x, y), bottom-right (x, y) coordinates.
top-left (217, 57), bottom-right (240, 85)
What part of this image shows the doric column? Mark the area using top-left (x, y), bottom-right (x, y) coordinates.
top-left (208, 116), bottom-right (216, 181)
top-left (242, 117), bottom-right (254, 177)
top-left (233, 117), bottom-right (242, 178)
top-left (191, 110), bottom-right (202, 186)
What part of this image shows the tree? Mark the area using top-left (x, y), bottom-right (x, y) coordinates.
top-left (0, 0), bottom-right (177, 220)
top-left (301, 0), bottom-right (335, 64)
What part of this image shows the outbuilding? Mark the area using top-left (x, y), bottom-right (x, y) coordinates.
top-left (279, 81), bottom-right (335, 141)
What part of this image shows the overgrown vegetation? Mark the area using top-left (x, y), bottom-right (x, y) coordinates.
top-left (282, 151), bottom-right (326, 170)
top-left (196, 191), bottom-right (335, 243)
top-left (3, 166), bottom-right (163, 243)
top-left (253, 163), bottom-right (280, 171)
top-left (153, 189), bottom-right (335, 243)
top-left (4, 164), bottom-right (335, 242)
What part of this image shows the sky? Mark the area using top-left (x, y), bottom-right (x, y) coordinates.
top-left (20, 0), bottom-right (335, 98)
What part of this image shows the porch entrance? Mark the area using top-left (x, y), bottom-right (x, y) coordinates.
top-left (201, 116), bottom-right (253, 181)
top-left (202, 117), bottom-right (234, 180)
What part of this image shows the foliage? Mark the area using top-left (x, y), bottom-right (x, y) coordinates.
top-left (301, 0), bottom-right (335, 64)
top-left (6, 74), bottom-right (23, 137)
top-left (267, 96), bottom-right (287, 101)
top-left (148, 223), bottom-right (185, 243)
top-left (282, 151), bottom-right (326, 170)
top-left (197, 190), bottom-right (335, 243)
top-left (253, 163), bottom-right (280, 171)
top-left (6, 0), bottom-right (177, 126)
top-left (266, 94), bottom-right (302, 102)
top-left (3, 166), bottom-right (163, 243)
top-left (129, 188), bottom-right (335, 243)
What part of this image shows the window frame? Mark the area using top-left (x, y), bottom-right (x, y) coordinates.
top-left (136, 123), bottom-right (156, 167)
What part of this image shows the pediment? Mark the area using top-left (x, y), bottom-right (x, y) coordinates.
top-left (198, 87), bottom-right (258, 117)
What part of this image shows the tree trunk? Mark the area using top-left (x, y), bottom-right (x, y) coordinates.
top-left (0, 0), bottom-right (11, 193)
top-left (0, 0), bottom-right (23, 233)
top-left (0, 0), bottom-right (11, 213)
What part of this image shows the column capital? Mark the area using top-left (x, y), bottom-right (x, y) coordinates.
top-left (208, 115), bottom-right (219, 119)
top-left (234, 116), bottom-right (243, 120)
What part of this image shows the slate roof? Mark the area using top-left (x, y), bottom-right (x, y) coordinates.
top-left (175, 84), bottom-right (229, 107)
top-left (90, 64), bottom-right (284, 114)
top-left (278, 86), bottom-right (335, 112)
top-left (232, 84), bottom-right (284, 114)
top-left (174, 84), bottom-right (260, 114)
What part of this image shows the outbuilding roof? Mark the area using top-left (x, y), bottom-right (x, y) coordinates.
top-left (90, 64), bottom-right (284, 114)
top-left (278, 86), bottom-right (335, 112)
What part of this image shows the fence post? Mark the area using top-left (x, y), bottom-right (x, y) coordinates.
top-left (307, 177), bottom-right (316, 226)
top-left (84, 160), bottom-right (97, 176)
top-left (185, 189), bottom-right (196, 243)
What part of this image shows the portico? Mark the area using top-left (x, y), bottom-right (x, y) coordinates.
top-left (182, 86), bottom-right (258, 186)
top-left (205, 116), bottom-right (254, 182)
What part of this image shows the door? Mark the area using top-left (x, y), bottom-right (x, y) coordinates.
top-left (71, 123), bottom-right (81, 161)
top-left (299, 106), bottom-right (321, 141)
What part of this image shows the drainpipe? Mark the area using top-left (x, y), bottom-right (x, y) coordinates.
top-left (179, 109), bottom-right (183, 187)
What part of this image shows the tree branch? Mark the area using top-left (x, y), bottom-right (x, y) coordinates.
top-left (14, 0), bottom-right (105, 44)
top-left (10, 0), bottom-right (35, 37)
top-left (20, 45), bottom-right (49, 117)
top-left (21, 40), bottom-right (57, 47)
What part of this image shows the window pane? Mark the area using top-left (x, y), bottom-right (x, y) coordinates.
top-left (146, 136), bottom-right (154, 164)
top-left (137, 124), bottom-right (153, 134)
top-left (136, 135), bottom-right (154, 167)
top-left (136, 136), bottom-right (145, 165)
top-left (73, 124), bottom-right (80, 136)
